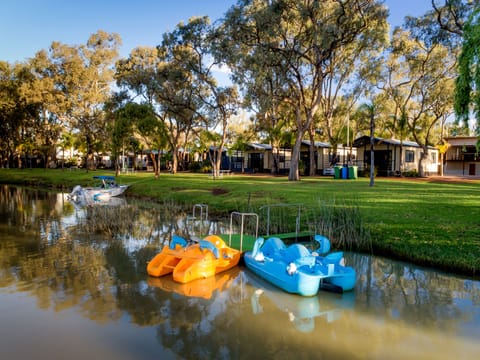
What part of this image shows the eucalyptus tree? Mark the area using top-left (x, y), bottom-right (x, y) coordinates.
top-left (17, 50), bottom-right (66, 168)
top-left (162, 16), bottom-right (240, 178)
top-left (116, 18), bottom-right (234, 177)
top-left (430, 0), bottom-right (479, 37)
top-left (50, 31), bottom-right (121, 170)
top-left (316, 4), bottom-right (388, 172)
top-left (382, 27), bottom-right (456, 176)
top-left (0, 60), bottom-right (52, 168)
top-left (0, 61), bottom-right (22, 167)
top-left (115, 46), bottom-right (174, 176)
top-left (219, 0), bottom-right (388, 181)
top-left (153, 57), bottom-right (203, 174)
top-left (115, 46), bottom-right (160, 105)
top-left (408, 1), bottom-right (479, 130)
top-left (216, 34), bottom-right (295, 175)
top-left (117, 46), bottom-right (200, 175)
top-left (132, 103), bottom-right (168, 177)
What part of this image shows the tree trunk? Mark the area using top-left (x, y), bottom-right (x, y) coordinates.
top-left (439, 152), bottom-right (444, 176)
top-left (150, 152), bottom-right (159, 178)
top-left (271, 143), bottom-right (280, 175)
top-left (308, 128), bottom-right (316, 176)
top-left (214, 148), bottom-right (222, 176)
top-left (172, 147), bottom-right (178, 174)
top-left (157, 149), bottom-right (162, 178)
top-left (418, 146), bottom-right (428, 177)
top-left (288, 131), bottom-right (304, 181)
top-left (115, 159), bottom-right (119, 177)
top-left (370, 114), bottom-right (375, 187)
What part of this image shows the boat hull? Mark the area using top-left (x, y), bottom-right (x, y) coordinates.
top-left (244, 238), bottom-right (327, 297)
top-left (314, 251), bottom-right (357, 292)
top-left (322, 265), bottom-right (356, 292)
top-left (244, 252), bottom-right (323, 296)
top-left (147, 245), bottom-right (183, 277)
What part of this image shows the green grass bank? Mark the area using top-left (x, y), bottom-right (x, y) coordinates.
top-left (1, 168), bottom-right (479, 278)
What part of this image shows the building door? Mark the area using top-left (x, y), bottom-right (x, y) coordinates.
top-left (374, 150), bottom-right (392, 176)
top-left (249, 153), bottom-right (264, 172)
top-left (300, 152), bottom-right (310, 176)
top-left (469, 163), bottom-right (476, 175)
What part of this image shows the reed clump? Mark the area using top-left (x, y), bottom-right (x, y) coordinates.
top-left (81, 205), bottom-right (138, 236)
top-left (78, 199), bottom-right (187, 239)
top-left (309, 198), bottom-right (371, 251)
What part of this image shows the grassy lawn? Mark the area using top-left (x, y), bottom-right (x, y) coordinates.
top-left (1, 168), bottom-right (479, 277)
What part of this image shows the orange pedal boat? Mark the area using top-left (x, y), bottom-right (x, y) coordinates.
top-left (147, 235), bottom-right (189, 277)
top-left (147, 234), bottom-right (241, 284)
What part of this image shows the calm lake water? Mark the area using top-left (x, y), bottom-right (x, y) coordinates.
top-left (0, 185), bottom-right (479, 360)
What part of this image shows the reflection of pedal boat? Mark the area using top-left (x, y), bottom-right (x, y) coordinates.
top-left (246, 270), bottom-right (350, 332)
top-left (147, 234), bottom-right (241, 283)
top-left (244, 235), bottom-right (356, 296)
top-left (147, 267), bottom-right (240, 300)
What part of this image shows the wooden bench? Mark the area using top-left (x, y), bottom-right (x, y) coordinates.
top-left (121, 167), bottom-right (135, 174)
top-left (209, 170), bottom-right (232, 178)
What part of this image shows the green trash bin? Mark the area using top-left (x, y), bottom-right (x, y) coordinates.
top-left (348, 166), bottom-right (358, 179)
top-left (334, 166), bottom-right (341, 179)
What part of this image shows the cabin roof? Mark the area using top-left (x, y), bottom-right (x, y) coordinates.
top-left (247, 143), bottom-right (272, 150)
top-left (352, 136), bottom-right (432, 149)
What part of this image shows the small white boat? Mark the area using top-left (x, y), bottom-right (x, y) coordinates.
top-left (68, 176), bottom-right (129, 205)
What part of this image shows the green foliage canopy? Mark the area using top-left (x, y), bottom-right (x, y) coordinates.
top-left (455, 7), bottom-right (480, 130)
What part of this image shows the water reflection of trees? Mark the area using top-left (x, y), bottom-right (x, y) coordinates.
top-left (350, 252), bottom-right (479, 330)
top-left (1, 186), bottom-right (480, 358)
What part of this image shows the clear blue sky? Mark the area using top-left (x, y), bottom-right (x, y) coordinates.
top-left (1, 0), bottom-right (434, 64)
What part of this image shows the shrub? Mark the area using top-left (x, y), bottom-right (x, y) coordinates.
top-left (403, 169), bottom-right (418, 177)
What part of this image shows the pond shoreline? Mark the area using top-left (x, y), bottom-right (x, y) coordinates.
top-left (1, 169), bottom-right (479, 280)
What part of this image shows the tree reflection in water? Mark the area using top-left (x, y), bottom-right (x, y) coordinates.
top-left (0, 185), bottom-right (479, 360)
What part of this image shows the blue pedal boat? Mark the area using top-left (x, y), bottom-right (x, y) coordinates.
top-left (244, 235), bottom-right (356, 296)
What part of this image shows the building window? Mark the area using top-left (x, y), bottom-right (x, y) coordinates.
top-left (405, 150), bottom-right (414, 163)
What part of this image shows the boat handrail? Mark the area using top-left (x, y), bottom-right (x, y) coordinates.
top-left (186, 204), bottom-right (209, 236)
top-left (229, 212), bottom-right (259, 252)
top-left (190, 203), bottom-right (208, 221)
top-left (259, 203), bottom-right (304, 238)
